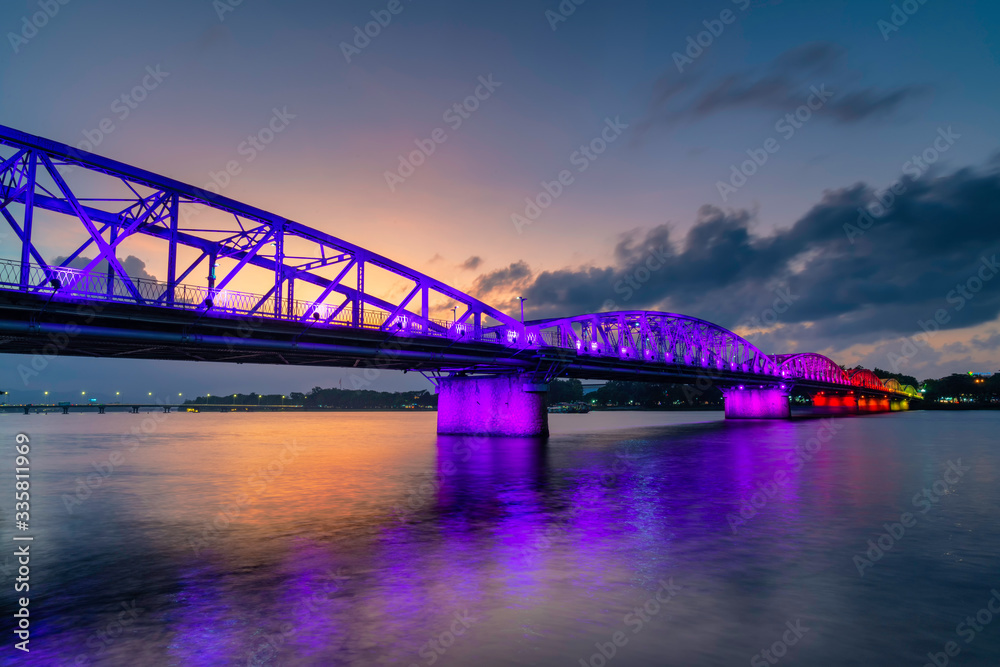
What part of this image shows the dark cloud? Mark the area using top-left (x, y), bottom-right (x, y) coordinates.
top-left (638, 42), bottom-right (928, 138)
top-left (470, 260), bottom-right (532, 305)
top-left (461, 256), bottom-right (483, 271)
top-left (971, 331), bottom-right (1000, 351)
top-left (53, 255), bottom-right (159, 282)
top-left (492, 160), bottom-right (1000, 359)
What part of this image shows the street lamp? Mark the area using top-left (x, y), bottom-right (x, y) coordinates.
top-left (517, 297), bottom-right (526, 324)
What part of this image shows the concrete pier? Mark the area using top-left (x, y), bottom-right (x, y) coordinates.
top-left (723, 388), bottom-right (791, 419)
top-left (437, 375), bottom-right (549, 436)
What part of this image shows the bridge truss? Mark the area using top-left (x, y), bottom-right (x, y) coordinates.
top-left (0, 124), bottom-right (918, 399)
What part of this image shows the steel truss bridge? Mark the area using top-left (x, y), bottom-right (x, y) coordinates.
top-left (0, 124), bottom-right (918, 405)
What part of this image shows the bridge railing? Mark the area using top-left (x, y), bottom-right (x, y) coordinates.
top-left (0, 257), bottom-right (490, 339)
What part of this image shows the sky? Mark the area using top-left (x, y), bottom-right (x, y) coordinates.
top-left (1, 0), bottom-right (999, 401)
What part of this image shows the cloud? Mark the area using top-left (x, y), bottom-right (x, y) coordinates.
top-left (470, 260), bottom-right (532, 304)
top-left (461, 256), bottom-right (483, 271)
top-left (637, 42), bottom-right (928, 139)
top-left (53, 255), bottom-right (159, 282)
top-left (486, 159), bottom-right (1000, 362)
top-left (971, 331), bottom-right (1000, 351)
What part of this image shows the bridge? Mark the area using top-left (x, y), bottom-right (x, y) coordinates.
top-left (0, 124), bottom-right (919, 435)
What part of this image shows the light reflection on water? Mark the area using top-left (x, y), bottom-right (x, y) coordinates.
top-left (1, 410), bottom-right (998, 666)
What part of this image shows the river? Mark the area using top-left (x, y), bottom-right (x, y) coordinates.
top-left (1, 409), bottom-right (998, 666)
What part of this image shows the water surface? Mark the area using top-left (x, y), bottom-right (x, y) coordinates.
top-left (2, 409), bottom-right (998, 665)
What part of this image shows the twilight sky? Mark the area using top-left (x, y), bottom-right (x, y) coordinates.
top-left (1, 0), bottom-right (999, 400)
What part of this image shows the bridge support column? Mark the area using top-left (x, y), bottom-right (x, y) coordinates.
top-left (437, 375), bottom-right (549, 437)
top-left (858, 396), bottom-right (891, 413)
top-left (724, 388), bottom-right (791, 419)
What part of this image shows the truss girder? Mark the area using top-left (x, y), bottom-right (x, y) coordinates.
top-left (0, 123), bottom-right (520, 337)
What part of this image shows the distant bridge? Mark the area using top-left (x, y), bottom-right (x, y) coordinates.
top-left (0, 124), bottom-right (918, 435)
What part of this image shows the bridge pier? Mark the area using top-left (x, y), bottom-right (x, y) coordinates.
top-left (437, 374), bottom-right (549, 437)
top-left (723, 388), bottom-right (791, 419)
top-left (858, 396), bottom-right (891, 413)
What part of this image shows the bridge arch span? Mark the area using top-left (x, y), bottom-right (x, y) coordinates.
top-left (770, 353), bottom-right (851, 385)
top-left (848, 369), bottom-right (885, 391)
top-left (527, 311), bottom-right (780, 376)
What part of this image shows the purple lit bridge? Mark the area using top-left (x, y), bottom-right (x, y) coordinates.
top-left (0, 124), bottom-right (919, 435)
